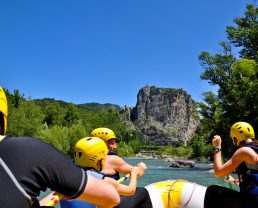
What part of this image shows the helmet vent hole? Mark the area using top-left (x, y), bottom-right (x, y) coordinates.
top-left (238, 127), bottom-right (241, 129)
top-left (78, 152), bottom-right (82, 158)
top-left (247, 128), bottom-right (250, 132)
top-left (240, 131), bottom-right (243, 133)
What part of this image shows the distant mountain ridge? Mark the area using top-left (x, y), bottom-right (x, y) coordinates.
top-left (34, 98), bottom-right (120, 110)
top-left (77, 103), bottom-right (120, 111)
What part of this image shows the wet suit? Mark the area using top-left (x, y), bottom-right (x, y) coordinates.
top-left (204, 145), bottom-right (258, 208)
top-left (0, 136), bottom-right (87, 208)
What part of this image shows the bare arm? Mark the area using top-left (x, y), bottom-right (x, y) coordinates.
top-left (104, 166), bottom-right (140, 196)
top-left (104, 155), bottom-right (132, 175)
top-left (76, 173), bottom-right (120, 208)
top-left (212, 135), bottom-right (240, 178)
top-left (113, 156), bottom-right (133, 175)
top-left (104, 155), bottom-right (146, 178)
top-left (212, 135), bottom-right (258, 178)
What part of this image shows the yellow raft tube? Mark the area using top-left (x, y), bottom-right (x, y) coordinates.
top-left (145, 179), bottom-right (207, 208)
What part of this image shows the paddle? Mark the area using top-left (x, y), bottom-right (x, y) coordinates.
top-left (117, 173), bottom-right (130, 184)
top-left (225, 175), bottom-right (234, 189)
top-left (43, 192), bottom-right (63, 207)
top-left (44, 173), bottom-right (131, 207)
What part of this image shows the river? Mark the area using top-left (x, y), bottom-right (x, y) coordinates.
top-left (40, 157), bottom-right (238, 207)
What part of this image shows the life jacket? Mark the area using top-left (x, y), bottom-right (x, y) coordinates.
top-left (99, 171), bottom-right (120, 180)
top-left (108, 150), bottom-right (116, 155)
top-left (100, 150), bottom-right (120, 180)
top-left (236, 145), bottom-right (258, 197)
top-left (0, 135), bottom-right (36, 207)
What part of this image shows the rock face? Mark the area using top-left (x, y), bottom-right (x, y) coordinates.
top-left (130, 86), bottom-right (198, 145)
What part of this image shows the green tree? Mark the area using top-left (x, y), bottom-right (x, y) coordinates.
top-left (43, 103), bottom-right (65, 126)
top-left (190, 92), bottom-right (223, 157)
top-left (230, 59), bottom-right (258, 123)
top-left (8, 100), bottom-right (44, 137)
top-left (226, 4), bottom-right (258, 60)
top-left (197, 91), bottom-right (222, 133)
top-left (63, 103), bottom-right (80, 127)
top-left (67, 121), bottom-right (87, 157)
top-left (38, 125), bottom-right (69, 153)
top-left (116, 141), bottom-right (134, 157)
top-left (198, 3), bottom-right (258, 157)
top-left (189, 134), bottom-right (213, 159)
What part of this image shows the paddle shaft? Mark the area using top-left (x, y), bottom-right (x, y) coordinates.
top-left (117, 173), bottom-right (130, 184)
top-left (44, 193), bottom-right (63, 206)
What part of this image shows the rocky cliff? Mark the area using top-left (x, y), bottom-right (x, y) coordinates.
top-left (125, 86), bottom-right (198, 145)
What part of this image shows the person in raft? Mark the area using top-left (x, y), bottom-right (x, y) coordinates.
top-left (0, 86), bottom-right (120, 208)
top-left (60, 136), bottom-right (153, 208)
top-left (90, 127), bottom-right (147, 180)
top-left (204, 121), bottom-right (258, 208)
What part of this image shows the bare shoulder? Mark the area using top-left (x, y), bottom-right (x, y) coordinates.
top-left (234, 146), bottom-right (258, 164)
top-left (106, 155), bottom-right (126, 165)
top-left (236, 146), bottom-right (257, 154)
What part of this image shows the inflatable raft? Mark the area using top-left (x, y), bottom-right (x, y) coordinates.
top-left (145, 179), bottom-right (207, 208)
top-left (59, 179), bottom-right (206, 208)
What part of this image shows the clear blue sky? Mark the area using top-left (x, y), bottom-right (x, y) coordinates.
top-left (0, 0), bottom-right (251, 107)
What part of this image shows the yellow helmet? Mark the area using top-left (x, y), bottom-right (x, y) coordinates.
top-left (230, 122), bottom-right (255, 146)
top-left (0, 87), bottom-right (8, 135)
top-left (74, 137), bottom-right (108, 171)
top-left (90, 127), bottom-right (117, 143)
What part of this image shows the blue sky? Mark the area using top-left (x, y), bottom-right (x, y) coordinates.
top-left (0, 0), bottom-right (251, 107)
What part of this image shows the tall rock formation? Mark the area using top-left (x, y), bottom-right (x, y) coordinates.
top-left (130, 86), bottom-right (198, 145)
